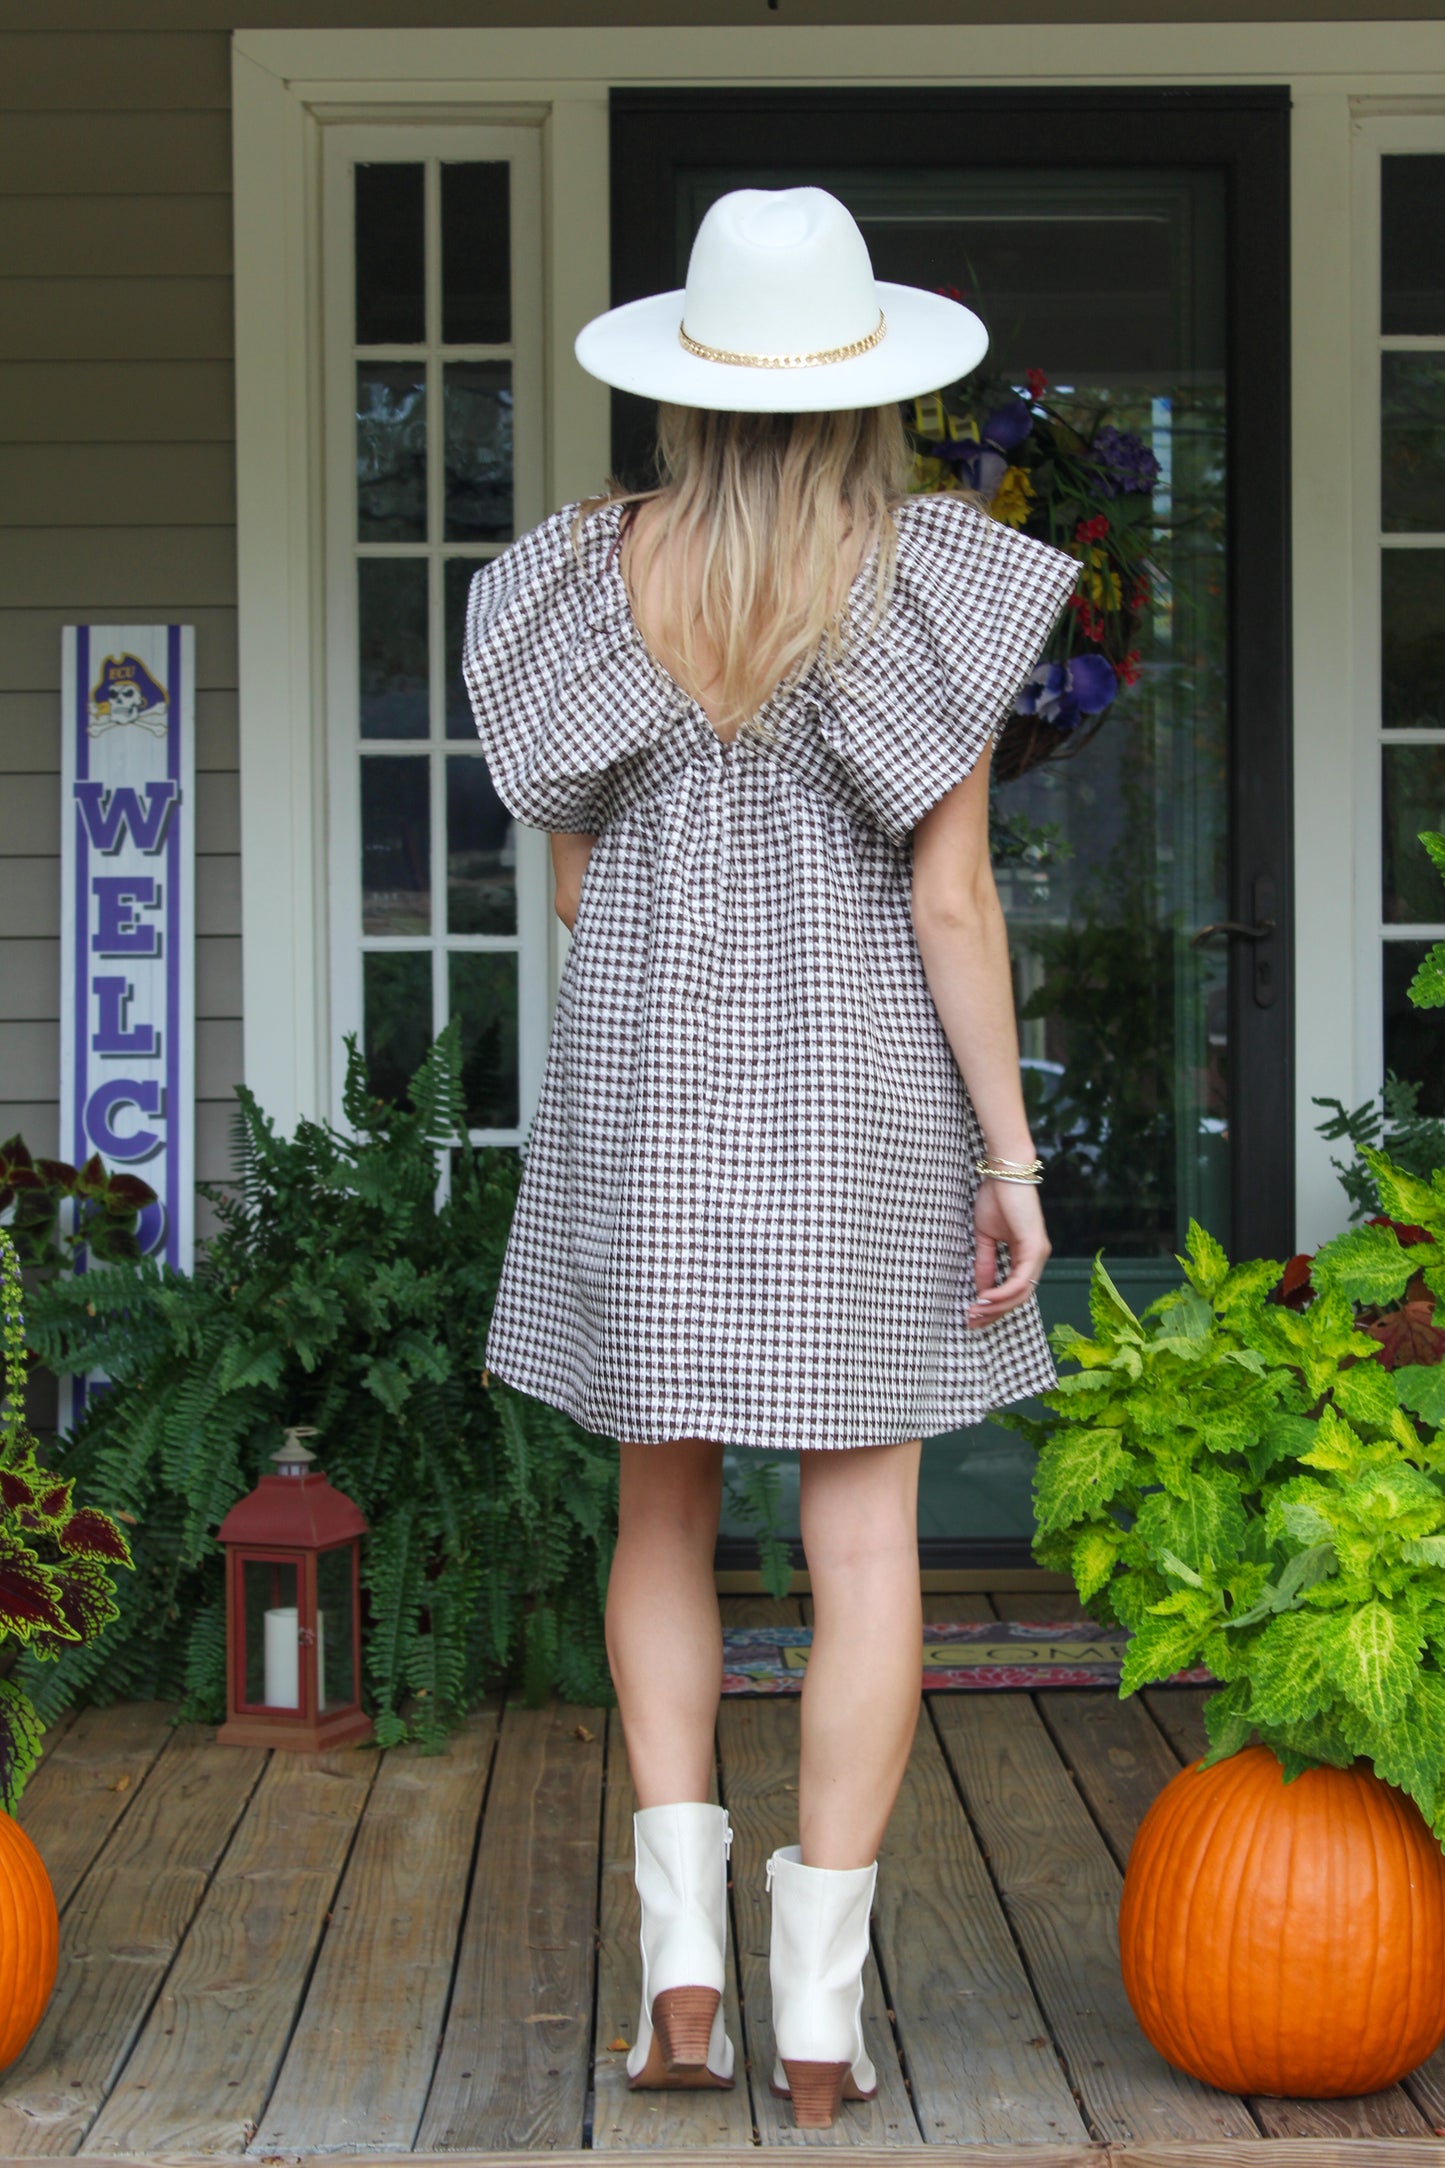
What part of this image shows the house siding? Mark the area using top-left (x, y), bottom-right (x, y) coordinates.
top-left (0, 29), bottom-right (238, 1210)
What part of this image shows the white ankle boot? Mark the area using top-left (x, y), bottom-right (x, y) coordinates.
top-left (626, 1802), bottom-right (736, 2090)
top-left (766, 1844), bottom-right (879, 2127)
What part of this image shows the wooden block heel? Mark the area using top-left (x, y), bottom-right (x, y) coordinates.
top-left (772, 2057), bottom-right (875, 2128)
top-left (626, 1985), bottom-right (733, 2090)
top-left (652, 1984), bottom-right (721, 2070)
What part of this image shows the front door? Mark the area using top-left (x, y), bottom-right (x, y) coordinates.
top-left (609, 88), bottom-right (1293, 1566)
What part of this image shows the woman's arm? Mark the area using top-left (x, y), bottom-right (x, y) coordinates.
top-left (550, 831), bottom-right (598, 931)
top-left (909, 745), bottom-right (1051, 1327)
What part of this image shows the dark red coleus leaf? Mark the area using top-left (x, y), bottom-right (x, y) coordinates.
top-left (34, 1160), bottom-right (78, 1189)
top-left (0, 1540), bottom-right (68, 1637)
top-left (4, 1170), bottom-right (45, 1193)
top-left (44, 1559), bottom-right (120, 1644)
top-left (104, 1174), bottom-right (157, 1208)
top-left (0, 1471), bottom-right (36, 1513)
top-left (1368, 1300), bottom-right (1445, 1369)
top-left (36, 1479), bottom-right (74, 1521)
top-left (73, 1154), bottom-right (108, 1198)
top-left (1275, 1253), bottom-right (1316, 1310)
top-left (56, 1507), bottom-right (132, 1565)
top-left (0, 1138), bottom-right (34, 1171)
top-left (1366, 1213), bottom-right (1436, 1249)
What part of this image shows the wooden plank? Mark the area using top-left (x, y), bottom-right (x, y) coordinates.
top-left (0, 528), bottom-right (237, 610)
top-left (1138, 1688), bottom-right (1212, 1766)
top-left (591, 1708), bottom-right (754, 2150)
top-left (15, 1702), bottom-right (177, 1915)
top-left (1111, 2148), bottom-right (1445, 2165)
top-left (0, 1726), bottom-right (267, 2155)
top-left (0, 942), bottom-right (58, 1022)
top-left (79, 1742), bottom-right (377, 2156)
top-left (0, 30), bottom-right (233, 108)
top-left (0, 604), bottom-right (238, 690)
top-left (415, 1701), bottom-right (604, 2154)
top-left (715, 1694), bottom-right (920, 2147)
top-left (0, 198), bottom-right (232, 280)
top-left (0, 2149), bottom-right (1106, 2168)
top-left (877, 1707), bottom-right (1090, 2146)
top-left (0, 114), bottom-right (230, 195)
top-left (0, 282), bottom-right (233, 364)
top-left (0, 445), bottom-right (237, 528)
top-left (0, 361), bottom-right (235, 448)
top-left (252, 1707), bottom-right (500, 2155)
top-left (930, 1690), bottom-right (1257, 2145)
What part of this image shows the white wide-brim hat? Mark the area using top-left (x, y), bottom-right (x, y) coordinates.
top-left (574, 185), bottom-right (988, 413)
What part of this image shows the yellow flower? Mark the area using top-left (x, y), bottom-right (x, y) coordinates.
top-left (1083, 562), bottom-right (1123, 610)
top-left (989, 464), bottom-right (1036, 527)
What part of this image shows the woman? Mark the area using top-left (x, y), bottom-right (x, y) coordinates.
top-left (462, 187), bottom-right (1078, 2129)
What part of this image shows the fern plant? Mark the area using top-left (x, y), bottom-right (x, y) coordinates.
top-left (22, 1028), bottom-right (624, 1744)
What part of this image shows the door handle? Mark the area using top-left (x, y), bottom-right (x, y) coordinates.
top-left (1189, 917), bottom-right (1276, 947)
top-left (1191, 874), bottom-right (1279, 1009)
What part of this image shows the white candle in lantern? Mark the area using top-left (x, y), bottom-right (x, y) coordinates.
top-left (264, 1605), bottom-right (300, 1707)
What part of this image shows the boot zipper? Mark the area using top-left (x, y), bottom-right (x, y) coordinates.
top-left (765, 1853), bottom-right (774, 1892)
top-left (724, 1821), bottom-right (734, 1861)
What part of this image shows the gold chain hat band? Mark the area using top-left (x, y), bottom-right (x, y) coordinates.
top-left (677, 310), bottom-right (886, 370)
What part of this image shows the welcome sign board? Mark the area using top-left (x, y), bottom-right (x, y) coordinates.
top-left (60, 627), bottom-right (195, 1299)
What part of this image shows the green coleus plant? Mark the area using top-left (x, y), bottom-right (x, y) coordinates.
top-left (1020, 1219), bottom-right (1445, 1841)
top-left (0, 1228), bottom-right (134, 1808)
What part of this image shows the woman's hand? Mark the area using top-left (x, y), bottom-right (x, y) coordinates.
top-left (967, 1177), bottom-right (1051, 1328)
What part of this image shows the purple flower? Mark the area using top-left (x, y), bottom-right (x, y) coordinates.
top-left (1014, 653), bottom-right (1119, 731)
top-left (925, 397), bottom-right (1033, 494)
top-left (1088, 424), bottom-right (1160, 499)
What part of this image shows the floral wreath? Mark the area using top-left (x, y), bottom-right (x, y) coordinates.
top-left (906, 338), bottom-right (1165, 784)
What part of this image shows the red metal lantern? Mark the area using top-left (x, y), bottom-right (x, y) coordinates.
top-left (216, 1428), bottom-right (372, 1750)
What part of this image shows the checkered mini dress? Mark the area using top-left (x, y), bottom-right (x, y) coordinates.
top-left (463, 490), bottom-right (1081, 1450)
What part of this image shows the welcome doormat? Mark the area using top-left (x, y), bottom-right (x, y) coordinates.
top-left (720, 1621), bottom-right (1217, 1693)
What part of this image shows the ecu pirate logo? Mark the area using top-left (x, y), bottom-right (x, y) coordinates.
top-left (88, 653), bottom-right (168, 739)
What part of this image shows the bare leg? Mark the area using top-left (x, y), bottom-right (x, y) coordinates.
top-left (606, 1437), bottom-right (726, 1807)
top-left (796, 1439), bottom-right (923, 1867)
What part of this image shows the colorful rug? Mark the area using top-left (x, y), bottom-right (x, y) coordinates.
top-left (719, 1620), bottom-right (1216, 1693)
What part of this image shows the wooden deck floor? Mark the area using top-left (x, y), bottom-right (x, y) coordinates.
top-left (1, 1590), bottom-right (1443, 2165)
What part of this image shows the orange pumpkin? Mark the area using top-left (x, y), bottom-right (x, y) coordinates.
top-left (1120, 1743), bottom-right (1445, 2098)
top-left (0, 1814), bottom-right (57, 2071)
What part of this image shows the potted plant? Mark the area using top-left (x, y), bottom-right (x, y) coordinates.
top-left (0, 1227), bottom-right (134, 2070)
top-left (1016, 838), bottom-right (1445, 2098)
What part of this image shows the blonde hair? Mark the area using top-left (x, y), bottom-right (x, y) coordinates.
top-left (575, 403), bottom-right (922, 738)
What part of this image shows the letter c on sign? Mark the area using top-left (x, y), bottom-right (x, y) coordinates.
top-left (85, 1080), bottom-right (163, 1163)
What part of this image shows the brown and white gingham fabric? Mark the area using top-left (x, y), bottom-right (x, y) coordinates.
top-left (463, 491), bottom-right (1081, 1449)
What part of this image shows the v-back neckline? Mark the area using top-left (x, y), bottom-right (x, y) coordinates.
top-left (602, 495), bottom-right (888, 746)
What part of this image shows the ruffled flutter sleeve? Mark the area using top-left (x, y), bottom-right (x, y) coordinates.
top-left (822, 493), bottom-right (1081, 844)
top-left (461, 503), bottom-right (614, 833)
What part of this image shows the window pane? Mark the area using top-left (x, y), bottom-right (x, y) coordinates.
top-left (1382, 549), bottom-right (1445, 730)
top-left (442, 163), bottom-right (511, 345)
top-left (355, 163), bottom-right (425, 345)
top-left (364, 950), bottom-right (432, 1110)
top-left (1382, 354), bottom-right (1445, 534)
top-left (317, 1547), bottom-right (356, 1710)
top-left (447, 755), bottom-right (515, 933)
top-left (450, 951), bottom-right (518, 1129)
top-left (361, 756), bottom-right (430, 933)
top-left (445, 556), bottom-right (481, 738)
top-left (357, 365), bottom-right (427, 542)
top-left (1383, 743), bottom-right (1445, 923)
top-left (1385, 940), bottom-right (1445, 1116)
top-left (1383, 155), bottom-right (1445, 338)
top-left (444, 362), bottom-right (512, 540)
top-left (359, 559), bottom-right (429, 739)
